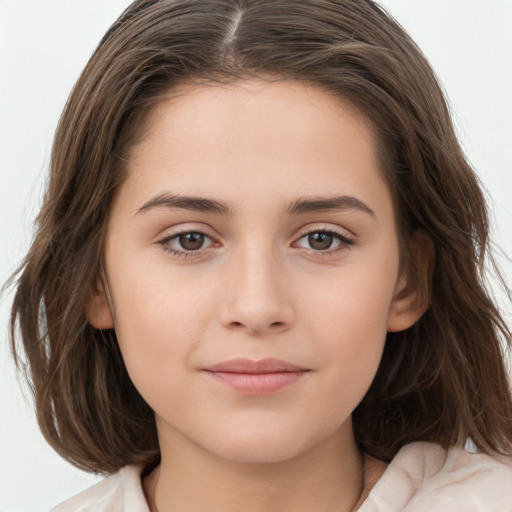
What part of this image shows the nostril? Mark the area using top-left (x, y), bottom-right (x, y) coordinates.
top-left (227, 320), bottom-right (286, 332)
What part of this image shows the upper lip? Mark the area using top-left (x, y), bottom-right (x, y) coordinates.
top-left (203, 358), bottom-right (309, 374)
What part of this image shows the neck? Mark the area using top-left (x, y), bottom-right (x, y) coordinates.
top-left (144, 423), bottom-right (364, 512)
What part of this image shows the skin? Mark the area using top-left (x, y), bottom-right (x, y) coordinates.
top-left (88, 78), bottom-right (428, 512)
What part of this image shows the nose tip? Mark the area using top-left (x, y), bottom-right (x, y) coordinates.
top-left (219, 256), bottom-right (294, 335)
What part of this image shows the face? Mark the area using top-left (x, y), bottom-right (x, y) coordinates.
top-left (89, 79), bottom-right (423, 465)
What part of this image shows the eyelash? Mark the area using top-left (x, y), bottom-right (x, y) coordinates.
top-left (295, 227), bottom-right (354, 257)
top-left (157, 227), bottom-right (354, 258)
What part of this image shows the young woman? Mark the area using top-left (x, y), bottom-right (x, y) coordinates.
top-left (9, 1), bottom-right (512, 510)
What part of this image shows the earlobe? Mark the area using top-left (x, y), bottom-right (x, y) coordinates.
top-left (86, 279), bottom-right (114, 329)
top-left (387, 230), bottom-right (434, 332)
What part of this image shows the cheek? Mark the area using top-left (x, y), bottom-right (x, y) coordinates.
top-left (303, 258), bottom-right (398, 397)
top-left (305, 254), bottom-right (397, 334)
top-left (312, 298), bottom-right (386, 390)
top-left (108, 263), bottom-right (217, 400)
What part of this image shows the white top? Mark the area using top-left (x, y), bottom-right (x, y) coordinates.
top-left (51, 442), bottom-right (512, 511)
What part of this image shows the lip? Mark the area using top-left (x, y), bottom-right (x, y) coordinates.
top-left (202, 358), bottom-right (310, 395)
top-left (204, 358), bottom-right (308, 374)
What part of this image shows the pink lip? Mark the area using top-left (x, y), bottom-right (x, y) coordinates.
top-left (202, 358), bottom-right (310, 395)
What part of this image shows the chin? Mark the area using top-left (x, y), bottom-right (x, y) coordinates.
top-left (203, 425), bottom-right (322, 465)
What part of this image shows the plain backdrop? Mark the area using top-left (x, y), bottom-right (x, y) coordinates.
top-left (1, 1), bottom-right (511, 511)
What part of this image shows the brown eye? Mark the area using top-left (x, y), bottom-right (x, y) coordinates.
top-left (294, 229), bottom-right (354, 253)
top-left (159, 230), bottom-right (214, 256)
top-left (307, 232), bottom-right (334, 250)
top-left (178, 232), bottom-right (206, 251)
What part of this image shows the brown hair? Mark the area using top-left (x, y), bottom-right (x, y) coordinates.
top-left (9, 0), bottom-right (512, 474)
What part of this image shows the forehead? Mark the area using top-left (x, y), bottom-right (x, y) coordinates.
top-left (118, 78), bottom-right (392, 220)
top-left (129, 78), bottom-right (375, 161)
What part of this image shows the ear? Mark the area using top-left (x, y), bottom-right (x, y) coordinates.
top-left (387, 230), bottom-right (434, 332)
top-left (86, 279), bottom-right (114, 329)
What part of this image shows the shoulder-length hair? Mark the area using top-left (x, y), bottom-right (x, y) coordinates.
top-left (9, 0), bottom-right (512, 474)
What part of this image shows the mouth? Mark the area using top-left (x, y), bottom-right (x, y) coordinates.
top-left (202, 358), bottom-right (310, 395)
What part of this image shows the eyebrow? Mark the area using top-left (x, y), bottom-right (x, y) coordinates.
top-left (136, 193), bottom-right (375, 218)
top-left (287, 195), bottom-right (375, 217)
top-left (136, 193), bottom-right (233, 216)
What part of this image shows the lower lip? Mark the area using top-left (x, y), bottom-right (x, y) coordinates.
top-left (204, 371), bottom-right (308, 395)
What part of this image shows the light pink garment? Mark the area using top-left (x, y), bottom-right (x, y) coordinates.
top-left (51, 442), bottom-right (512, 512)
top-left (358, 443), bottom-right (512, 511)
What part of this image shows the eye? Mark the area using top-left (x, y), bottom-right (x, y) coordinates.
top-left (294, 229), bottom-right (354, 252)
top-left (158, 230), bottom-right (215, 256)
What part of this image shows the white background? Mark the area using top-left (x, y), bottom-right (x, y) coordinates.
top-left (0, 1), bottom-right (511, 510)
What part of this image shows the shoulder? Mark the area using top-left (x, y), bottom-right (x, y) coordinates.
top-left (50, 465), bottom-right (149, 512)
top-left (358, 442), bottom-right (512, 512)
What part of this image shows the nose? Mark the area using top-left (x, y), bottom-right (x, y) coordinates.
top-left (219, 245), bottom-right (295, 335)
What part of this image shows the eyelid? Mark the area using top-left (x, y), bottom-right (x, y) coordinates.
top-left (294, 223), bottom-right (354, 241)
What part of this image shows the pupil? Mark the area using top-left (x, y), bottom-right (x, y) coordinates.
top-left (308, 232), bottom-right (333, 250)
top-left (179, 232), bottom-right (205, 251)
